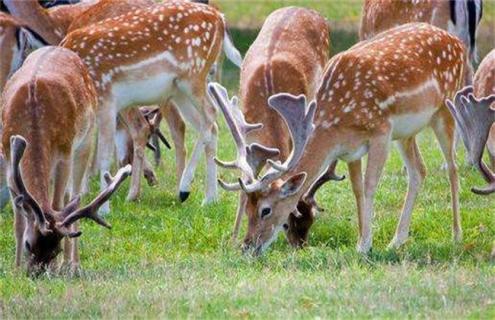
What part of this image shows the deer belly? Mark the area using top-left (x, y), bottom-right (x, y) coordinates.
top-left (112, 72), bottom-right (175, 108)
top-left (391, 108), bottom-right (437, 140)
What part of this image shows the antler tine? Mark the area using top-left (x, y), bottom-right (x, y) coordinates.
top-left (266, 93), bottom-right (316, 172)
top-left (208, 82), bottom-right (275, 182)
top-left (141, 108), bottom-right (172, 150)
top-left (447, 86), bottom-right (495, 191)
top-left (60, 164), bottom-right (132, 228)
top-left (9, 135), bottom-right (50, 234)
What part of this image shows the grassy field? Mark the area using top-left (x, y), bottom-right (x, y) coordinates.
top-left (1, 1), bottom-right (495, 319)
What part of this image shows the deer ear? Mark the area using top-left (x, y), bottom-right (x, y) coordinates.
top-left (279, 172), bottom-right (307, 199)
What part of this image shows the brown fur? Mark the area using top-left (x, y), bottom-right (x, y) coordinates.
top-left (1, 46), bottom-right (97, 272)
top-left (241, 23), bottom-right (468, 254)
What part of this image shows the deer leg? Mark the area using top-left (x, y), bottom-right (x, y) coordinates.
top-left (232, 192), bottom-right (247, 242)
top-left (203, 117), bottom-right (218, 205)
top-left (97, 106), bottom-right (117, 214)
top-left (348, 160), bottom-right (366, 253)
top-left (431, 109), bottom-right (462, 242)
top-left (162, 103), bottom-right (186, 192)
top-left (388, 136), bottom-right (426, 249)
top-left (143, 157), bottom-right (158, 186)
top-left (122, 109), bottom-right (148, 202)
top-left (172, 93), bottom-right (205, 202)
top-left (359, 134), bottom-right (391, 254)
top-left (51, 160), bottom-right (72, 266)
top-left (68, 124), bottom-right (95, 272)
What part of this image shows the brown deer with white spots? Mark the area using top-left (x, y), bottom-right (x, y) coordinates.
top-left (1, 46), bottom-right (130, 274)
top-left (0, 12), bottom-right (48, 210)
top-left (213, 23), bottom-right (468, 255)
top-left (212, 7), bottom-right (343, 248)
top-left (360, 0), bottom-right (483, 66)
top-left (61, 1), bottom-right (242, 211)
top-left (445, 49), bottom-right (495, 259)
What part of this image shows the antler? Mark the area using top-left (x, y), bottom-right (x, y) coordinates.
top-left (9, 135), bottom-right (50, 234)
top-left (237, 93), bottom-right (317, 193)
top-left (208, 82), bottom-right (279, 189)
top-left (59, 164), bottom-right (132, 228)
top-left (446, 86), bottom-right (495, 194)
top-left (140, 107), bottom-right (171, 150)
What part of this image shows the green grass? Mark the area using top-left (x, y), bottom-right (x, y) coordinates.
top-left (216, 0), bottom-right (495, 28)
top-left (2, 5), bottom-right (495, 318)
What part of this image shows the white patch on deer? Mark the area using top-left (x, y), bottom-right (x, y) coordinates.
top-left (378, 78), bottom-right (440, 110)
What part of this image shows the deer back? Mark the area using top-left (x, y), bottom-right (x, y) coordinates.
top-left (240, 7), bottom-right (329, 160)
top-left (474, 49), bottom-right (495, 97)
top-left (62, 2), bottom-right (225, 96)
top-left (67, 0), bottom-right (154, 33)
top-left (315, 23), bottom-right (467, 133)
top-left (1, 46), bottom-right (97, 208)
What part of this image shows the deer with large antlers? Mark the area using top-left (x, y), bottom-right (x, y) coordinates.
top-left (2, 46), bottom-right (130, 273)
top-left (212, 7), bottom-right (343, 247)
top-left (214, 23), bottom-right (468, 255)
top-left (61, 1), bottom-right (242, 211)
top-left (445, 49), bottom-right (495, 258)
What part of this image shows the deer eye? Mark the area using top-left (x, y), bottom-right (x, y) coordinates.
top-left (260, 207), bottom-right (272, 219)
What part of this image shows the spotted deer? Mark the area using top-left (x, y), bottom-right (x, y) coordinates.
top-left (213, 23), bottom-right (468, 255)
top-left (360, 0), bottom-right (483, 65)
top-left (2, 46), bottom-right (130, 273)
top-left (445, 49), bottom-right (495, 258)
top-left (61, 1), bottom-right (242, 211)
top-left (212, 7), bottom-right (342, 247)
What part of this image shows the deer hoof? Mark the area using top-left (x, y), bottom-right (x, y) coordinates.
top-left (179, 191), bottom-right (190, 202)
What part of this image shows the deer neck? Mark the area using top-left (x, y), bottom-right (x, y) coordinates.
top-left (21, 143), bottom-right (52, 213)
top-left (3, 0), bottom-right (62, 45)
top-left (285, 132), bottom-right (337, 199)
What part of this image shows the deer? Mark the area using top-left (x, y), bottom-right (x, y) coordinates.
top-left (360, 0), bottom-right (483, 65)
top-left (445, 49), bottom-right (495, 259)
top-left (60, 1), bottom-right (242, 212)
top-left (2, 46), bottom-right (130, 274)
top-left (211, 23), bottom-right (468, 255)
top-left (0, 12), bottom-right (49, 210)
top-left (211, 7), bottom-right (343, 247)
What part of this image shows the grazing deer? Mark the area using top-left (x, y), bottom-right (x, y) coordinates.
top-left (213, 23), bottom-right (468, 255)
top-left (446, 49), bottom-right (495, 259)
top-left (61, 1), bottom-right (242, 211)
top-left (212, 7), bottom-right (342, 247)
top-left (2, 46), bottom-right (130, 273)
top-left (360, 0), bottom-right (483, 65)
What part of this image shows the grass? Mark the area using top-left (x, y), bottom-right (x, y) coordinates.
top-left (216, 0), bottom-right (495, 28)
top-left (2, 4), bottom-right (495, 318)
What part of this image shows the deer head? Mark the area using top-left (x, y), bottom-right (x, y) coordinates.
top-left (8, 135), bottom-right (131, 272)
top-left (209, 83), bottom-right (341, 254)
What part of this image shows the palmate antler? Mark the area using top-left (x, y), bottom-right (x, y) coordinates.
top-left (207, 82), bottom-right (280, 190)
top-left (210, 80), bottom-right (320, 193)
top-left (446, 85), bottom-right (495, 194)
top-left (236, 93), bottom-right (318, 193)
